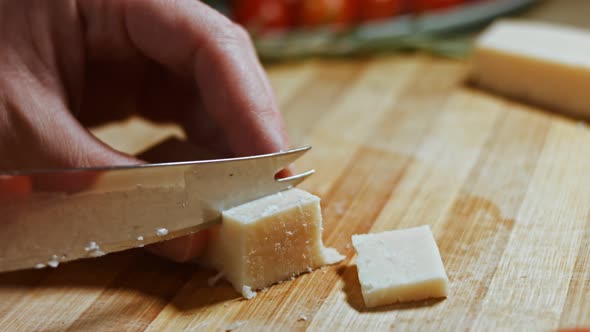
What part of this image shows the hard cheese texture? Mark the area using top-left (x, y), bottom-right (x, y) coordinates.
top-left (205, 188), bottom-right (344, 298)
top-left (352, 225), bottom-right (448, 308)
top-left (472, 20), bottom-right (590, 118)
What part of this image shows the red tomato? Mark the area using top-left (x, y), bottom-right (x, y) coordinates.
top-left (299, 0), bottom-right (357, 28)
top-left (359, 0), bottom-right (403, 22)
top-left (413, 0), bottom-right (464, 12)
top-left (0, 175), bottom-right (31, 199)
top-left (233, 0), bottom-right (293, 33)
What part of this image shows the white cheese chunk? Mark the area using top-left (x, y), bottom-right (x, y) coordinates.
top-left (352, 225), bottom-right (448, 308)
top-left (472, 20), bottom-right (590, 118)
top-left (205, 188), bottom-right (344, 298)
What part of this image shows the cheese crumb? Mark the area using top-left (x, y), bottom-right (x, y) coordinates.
top-left (136, 236), bottom-right (145, 248)
top-left (34, 263), bottom-right (46, 269)
top-left (225, 321), bottom-right (246, 331)
top-left (47, 255), bottom-right (60, 268)
top-left (241, 286), bottom-right (257, 299)
top-left (84, 241), bottom-right (99, 252)
top-left (85, 241), bottom-right (106, 257)
top-left (156, 228), bottom-right (169, 236)
top-left (208, 272), bottom-right (225, 287)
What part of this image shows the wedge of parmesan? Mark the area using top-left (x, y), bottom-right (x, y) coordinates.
top-left (472, 20), bottom-right (590, 118)
top-left (204, 188), bottom-right (344, 298)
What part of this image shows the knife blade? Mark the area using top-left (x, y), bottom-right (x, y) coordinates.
top-left (0, 146), bottom-right (313, 272)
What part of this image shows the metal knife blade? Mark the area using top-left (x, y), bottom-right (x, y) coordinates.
top-left (0, 147), bottom-right (313, 272)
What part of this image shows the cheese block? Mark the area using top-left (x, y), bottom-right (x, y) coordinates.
top-left (472, 20), bottom-right (590, 118)
top-left (351, 225), bottom-right (448, 308)
top-left (205, 188), bottom-right (344, 298)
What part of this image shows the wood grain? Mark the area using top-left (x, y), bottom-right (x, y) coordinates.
top-left (1, 2), bottom-right (590, 330)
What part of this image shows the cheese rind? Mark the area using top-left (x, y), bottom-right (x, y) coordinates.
top-left (205, 188), bottom-right (344, 298)
top-left (352, 225), bottom-right (448, 308)
top-left (472, 20), bottom-right (590, 118)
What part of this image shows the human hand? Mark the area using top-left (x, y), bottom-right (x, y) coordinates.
top-left (0, 0), bottom-right (290, 262)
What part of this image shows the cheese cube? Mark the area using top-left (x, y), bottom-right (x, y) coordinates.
top-left (205, 188), bottom-right (344, 298)
top-left (472, 20), bottom-right (590, 119)
top-left (352, 225), bottom-right (448, 308)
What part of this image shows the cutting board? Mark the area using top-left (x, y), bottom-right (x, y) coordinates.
top-left (1, 7), bottom-right (590, 332)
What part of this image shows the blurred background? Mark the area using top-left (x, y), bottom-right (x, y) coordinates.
top-left (203, 0), bottom-right (590, 61)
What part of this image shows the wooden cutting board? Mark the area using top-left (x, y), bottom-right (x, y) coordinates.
top-left (1, 4), bottom-right (590, 332)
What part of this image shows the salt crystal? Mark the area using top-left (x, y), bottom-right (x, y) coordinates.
top-left (34, 263), bottom-right (46, 269)
top-left (137, 236), bottom-right (144, 241)
top-left (156, 228), bottom-right (169, 236)
top-left (297, 314), bottom-right (308, 321)
top-left (286, 231), bottom-right (294, 236)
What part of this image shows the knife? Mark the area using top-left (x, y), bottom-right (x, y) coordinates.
top-left (0, 147), bottom-right (313, 272)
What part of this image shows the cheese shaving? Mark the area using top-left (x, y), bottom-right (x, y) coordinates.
top-left (241, 286), bottom-right (257, 300)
